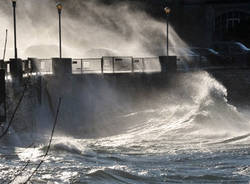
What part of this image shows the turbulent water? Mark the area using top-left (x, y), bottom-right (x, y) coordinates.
top-left (1, 71), bottom-right (250, 184)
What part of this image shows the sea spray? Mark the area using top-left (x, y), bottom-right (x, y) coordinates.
top-left (0, 0), bottom-right (187, 59)
top-left (1, 71), bottom-right (250, 183)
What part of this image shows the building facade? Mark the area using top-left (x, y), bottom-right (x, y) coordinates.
top-left (170, 0), bottom-right (250, 47)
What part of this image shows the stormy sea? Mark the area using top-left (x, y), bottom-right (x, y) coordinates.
top-left (0, 69), bottom-right (250, 184)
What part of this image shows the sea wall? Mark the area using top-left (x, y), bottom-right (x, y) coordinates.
top-left (43, 73), bottom-right (177, 138)
top-left (3, 69), bottom-right (249, 142)
top-left (42, 70), bottom-right (250, 138)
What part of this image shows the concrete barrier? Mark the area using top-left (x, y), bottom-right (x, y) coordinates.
top-left (52, 58), bottom-right (72, 76)
top-left (28, 58), bottom-right (41, 73)
top-left (159, 56), bottom-right (177, 72)
top-left (0, 60), bottom-right (5, 70)
top-left (0, 60), bottom-right (7, 72)
top-left (23, 59), bottom-right (30, 73)
top-left (10, 59), bottom-right (23, 81)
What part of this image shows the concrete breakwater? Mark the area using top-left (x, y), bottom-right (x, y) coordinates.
top-left (1, 61), bottom-right (250, 140)
top-left (43, 73), bottom-right (177, 138)
top-left (0, 56), bottom-right (177, 139)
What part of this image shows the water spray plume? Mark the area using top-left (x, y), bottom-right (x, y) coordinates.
top-left (0, 0), bottom-right (188, 59)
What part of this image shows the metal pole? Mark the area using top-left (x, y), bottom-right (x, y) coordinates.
top-left (58, 11), bottom-right (62, 59)
top-left (3, 29), bottom-right (8, 60)
top-left (112, 57), bottom-right (115, 73)
top-left (142, 58), bottom-right (145, 73)
top-left (12, 1), bottom-right (17, 61)
top-left (131, 58), bottom-right (134, 73)
top-left (101, 57), bottom-right (104, 74)
top-left (81, 59), bottom-right (83, 74)
top-left (166, 14), bottom-right (169, 56)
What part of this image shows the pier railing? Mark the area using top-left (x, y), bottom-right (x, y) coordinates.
top-left (2, 54), bottom-right (249, 77)
top-left (39, 57), bottom-right (161, 75)
top-left (71, 57), bottom-right (161, 74)
top-left (0, 56), bottom-right (161, 76)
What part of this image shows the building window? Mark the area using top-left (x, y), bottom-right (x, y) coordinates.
top-left (215, 11), bottom-right (250, 33)
top-left (227, 18), bottom-right (240, 31)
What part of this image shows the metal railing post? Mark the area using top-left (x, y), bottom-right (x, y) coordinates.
top-left (81, 59), bottom-right (83, 74)
top-left (12, 1), bottom-right (18, 61)
top-left (142, 58), bottom-right (145, 73)
top-left (101, 57), bottom-right (104, 74)
top-left (112, 57), bottom-right (115, 73)
top-left (199, 54), bottom-right (202, 68)
top-left (131, 57), bottom-right (134, 73)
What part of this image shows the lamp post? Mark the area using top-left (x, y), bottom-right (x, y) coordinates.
top-left (12, 0), bottom-right (17, 61)
top-left (56, 2), bottom-right (62, 59)
top-left (164, 7), bottom-right (171, 56)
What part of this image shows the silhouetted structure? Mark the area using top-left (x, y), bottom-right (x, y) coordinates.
top-left (169, 0), bottom-right (250, 47)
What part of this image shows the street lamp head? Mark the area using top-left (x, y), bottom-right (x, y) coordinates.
top-left (164, 7), bottom-right (171, 15)
top-left (56, 2), bottom-right (62, 13)
top-left (12, 0), bottom-right (16, 7)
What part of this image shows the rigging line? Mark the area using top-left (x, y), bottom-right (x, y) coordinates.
top-left (44, 97), bottom-right (62, 157)
top-left (0, 77), bottom-right (37, 184)
top-left (3, 142), bottom-right (37, 184)
top-left (3, 97), bottom-right (62, 184)
top-left (0, 74), bottom-right (32, 140)
top-left (2, 144), bottom-right (36, 184)
top-left (23, 97), bottom-right (62, 184)
top-left (4, 160), bottom-right (31, 184)
top-left (0, 84), bottom-right (27, 139)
